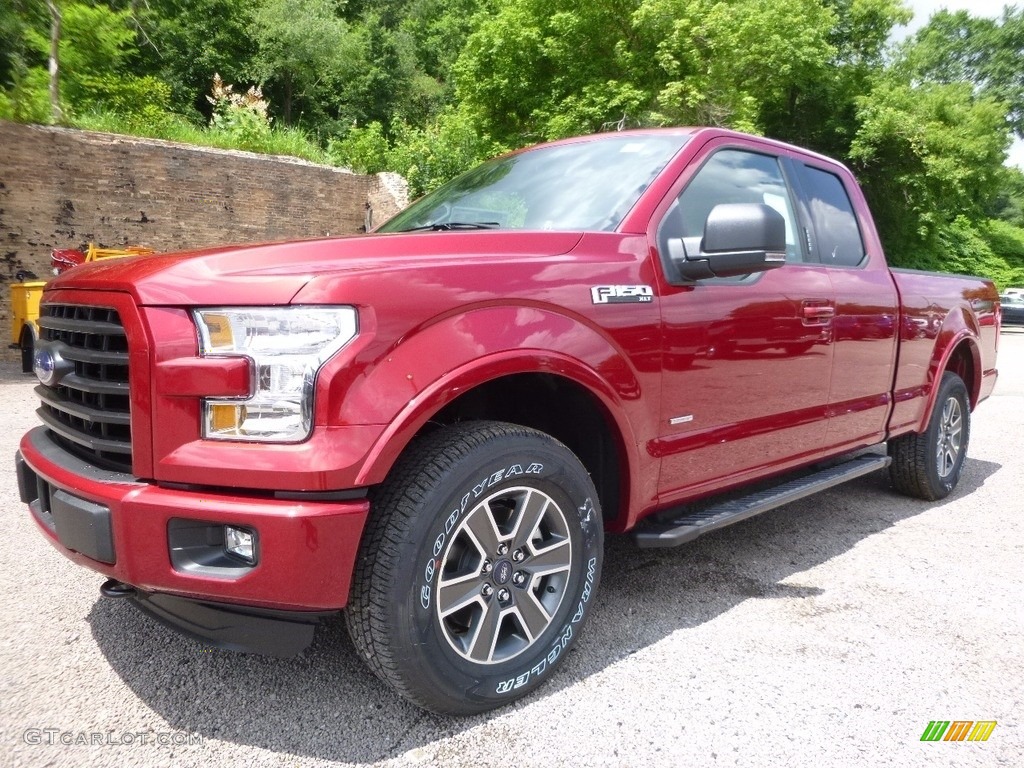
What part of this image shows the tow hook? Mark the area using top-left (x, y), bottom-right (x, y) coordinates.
top-left (100, 579), bottom-right (136, 599)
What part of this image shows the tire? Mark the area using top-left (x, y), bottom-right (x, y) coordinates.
top-left (345, 421), bottom-right (603, 715)
top-left (20, 325), bottom-right (36, 374)
top-left (889, 371), bottom-right (970, 501)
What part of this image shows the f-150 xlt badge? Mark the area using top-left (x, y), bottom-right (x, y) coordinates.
top-left (591, 285), bottom-right (654, 304)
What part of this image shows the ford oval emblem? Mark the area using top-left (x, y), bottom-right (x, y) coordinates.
top-left (493, 559), bottom-right (513, 585)
top-left (33, 342), bottom-right (73, 387)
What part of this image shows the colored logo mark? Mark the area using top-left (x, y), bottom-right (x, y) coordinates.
top-left (920, 721), bottom-right (997, 742)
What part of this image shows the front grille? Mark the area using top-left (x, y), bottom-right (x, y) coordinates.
top-left (36, 304), bottom-right (132, 472)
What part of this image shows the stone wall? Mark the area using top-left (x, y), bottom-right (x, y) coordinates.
top-left (0, 121), bottom-right (407, 357)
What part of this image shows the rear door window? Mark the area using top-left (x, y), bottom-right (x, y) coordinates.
top-left (795, 165), bottom-right (866, 268)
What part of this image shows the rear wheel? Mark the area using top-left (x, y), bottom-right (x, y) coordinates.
top-left (889, 372), bottom-right (970, 500)
top-left (345, 421), bottom-right (603, 714)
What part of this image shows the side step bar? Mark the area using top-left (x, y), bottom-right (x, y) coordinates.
top-left (633, 454), bottom-right (891, 548)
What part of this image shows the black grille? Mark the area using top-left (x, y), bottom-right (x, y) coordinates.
top-left (36, 304), bottom-right (132, 472)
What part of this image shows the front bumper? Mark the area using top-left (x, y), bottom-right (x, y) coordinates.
top-left (17, 427), bottom-right (371, 617)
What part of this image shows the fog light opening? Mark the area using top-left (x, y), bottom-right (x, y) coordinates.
top-left (224, 525), bottom-right (258, 565)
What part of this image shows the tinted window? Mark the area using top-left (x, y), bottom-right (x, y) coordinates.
top-left (378, 134), bottom-right (689, 233)
top-left (660, 149), bottom-right (803, 263)
top-left (797, 165), bottom-right (866, 267)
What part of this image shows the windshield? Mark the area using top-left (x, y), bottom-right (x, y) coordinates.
top-left (377, 134), bottom-right (689, 233)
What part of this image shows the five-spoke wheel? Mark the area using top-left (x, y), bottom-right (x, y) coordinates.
top-left (437, 487), bottom-right (572, 664)
top-left (345, 421), bottom-right (603, 714)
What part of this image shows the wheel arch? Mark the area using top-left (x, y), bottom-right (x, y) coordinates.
top-left (354, 358), bottom-right (639, 528)
top-left (339, 304), bottom-right (651, 528)
top-left (916, 329), bottom-right (981, 434)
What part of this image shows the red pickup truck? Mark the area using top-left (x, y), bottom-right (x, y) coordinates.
top-left (15, 128), bottom-right (1000, 714)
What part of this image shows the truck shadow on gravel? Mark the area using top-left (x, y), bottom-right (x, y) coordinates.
top-left (87, 457), bottom-right (1001, 763)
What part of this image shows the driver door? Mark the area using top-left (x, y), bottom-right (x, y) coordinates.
top-left (653, 143), bottom-right (835, 503)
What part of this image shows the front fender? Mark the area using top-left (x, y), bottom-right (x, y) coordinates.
top-left (325, 305), bottom-right (649, 490)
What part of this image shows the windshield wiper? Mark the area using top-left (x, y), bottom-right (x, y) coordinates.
top-left (399, 221), bottom-right (500, 232)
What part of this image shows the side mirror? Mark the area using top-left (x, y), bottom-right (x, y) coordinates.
top-left (674, 203), bottom-right (788, 280)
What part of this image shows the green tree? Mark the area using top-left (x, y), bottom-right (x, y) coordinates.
top-left (989, 166), bottom-right (1024, 228)
top-left (135, 0), bottom-right (258, 120)
top-left (329, 106), bottom-right (505, 196)
top-left (344, 10), bottom-right (438, 127)
top-left (454, 0), bottom-right (644, 143)
top-left (454, 0), bottom-right (844, 145)
top-left (400, 0), bottom-right (488, 87)
top-left (0, 1), bottom-right (44, 88)
top-left (384, 107), bottom-right (507, 195)
top-left (760, 0), bottom-right (912, 156)
top-left (6, 1), bottom-right (171, 122)
top-left (849, 78), bottom-right (1010, 265)
top-left (636, 0), bottom-right (837, 132)
top-left (249, 0), bottom-right (361, 125)
top-left (900, 8), bottom-right (1024, 137)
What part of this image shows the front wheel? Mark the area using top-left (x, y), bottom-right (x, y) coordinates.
top-left (889, 371), bottom-right (971, 500)
top-left (345, 421), bottom-right (603, 715)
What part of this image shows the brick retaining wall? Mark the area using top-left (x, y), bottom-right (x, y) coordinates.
top-left (0, 121), bottom-right (406, 358)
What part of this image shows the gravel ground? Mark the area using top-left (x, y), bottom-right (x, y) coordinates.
top-left (2, 331), bottom-right (1022, 767)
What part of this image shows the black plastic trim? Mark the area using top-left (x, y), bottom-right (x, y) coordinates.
top-left (18, 453), bottom-right (56, 533)
top-left (168, 518), bottom-right (258, 579)
top-left (22, 426), bottom-right (140, 484)
top-left (35, 384), bottom-right (131, 425)
top-left (35, 408), bottom-right (134, 455)
top-left (50, 489), bottom-right (116, 564)
top-left (156, 481), bottom-right (369, 502)
top-left (15, 452), bottom-right (36, 505)
top-left (53, 372), bottom-right (129, 396)
top-left (56, 346), bottom-right (128, 366)
top-left (634, 454), bottom-right (891, 548)
top-left (127, 589), bottom-right (333, 658)
top-left (37, 314), bottom-right (126, 336)
top-left (273, 488), bottom-right (369, 502)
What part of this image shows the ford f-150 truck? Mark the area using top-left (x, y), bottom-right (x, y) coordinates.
top-left (15, 128), bottom-right (1000, 715)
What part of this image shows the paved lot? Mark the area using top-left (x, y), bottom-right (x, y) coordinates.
top-left (1, 332), bottom-right (1022, 767)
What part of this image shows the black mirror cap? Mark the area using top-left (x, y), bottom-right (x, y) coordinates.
top-left (703, 203), bottom-right (787, 254)
top-left (673, 203), bottom-right (788, 281)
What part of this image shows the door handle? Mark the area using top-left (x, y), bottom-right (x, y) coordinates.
top-left (802, 302), bottom-right (835, 321)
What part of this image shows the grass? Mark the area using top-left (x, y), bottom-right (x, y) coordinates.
top-left (69, 109), bottom-right (333, 166)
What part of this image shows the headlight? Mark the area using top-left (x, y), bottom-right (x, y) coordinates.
top-left (193, 306), bottom-right (358, 442)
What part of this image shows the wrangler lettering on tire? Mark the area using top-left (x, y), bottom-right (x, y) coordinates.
top-left (344, 421), bottom-right (603, 715)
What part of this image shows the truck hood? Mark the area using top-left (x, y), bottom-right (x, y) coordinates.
top-left (47, 231), bottom-right (584, 306)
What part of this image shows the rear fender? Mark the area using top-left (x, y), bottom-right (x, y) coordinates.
top-left (915, 307), bottom-right (982, 433)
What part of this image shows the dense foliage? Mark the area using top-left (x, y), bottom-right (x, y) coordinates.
top-left (1, 0), bottom-right (1023, 286)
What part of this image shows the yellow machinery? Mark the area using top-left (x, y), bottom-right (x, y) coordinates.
top-left (51, 242), bottom-right (156, 274)
top-left (9, 243), bottom-right (155, 372)
top-left (10, 278), bottom-right (46, 372)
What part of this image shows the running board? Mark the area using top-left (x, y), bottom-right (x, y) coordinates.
top-left (633, 454), bottom-right (891, 548)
